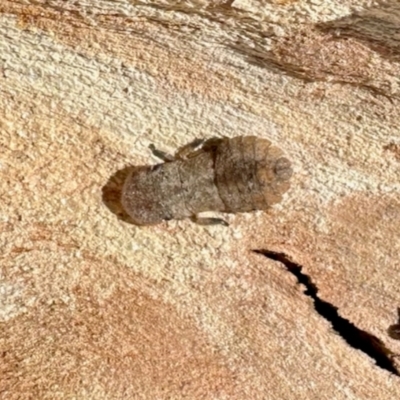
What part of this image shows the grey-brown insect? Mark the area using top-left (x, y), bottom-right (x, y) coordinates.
top-left (121, 136), bottom-right (292, 226)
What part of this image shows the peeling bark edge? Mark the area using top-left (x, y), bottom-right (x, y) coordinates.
top-left (253, 249), bottom-right (399, 377)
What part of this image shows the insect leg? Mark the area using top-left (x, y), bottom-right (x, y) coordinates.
top-left (148, 144), bottom-right (175, 162)
top-left (191, 215), bottom-right (229, 227)
top-left (175, 138), bottom-right (206, 159)
top-left (175, 137), bottom-right (226, 159)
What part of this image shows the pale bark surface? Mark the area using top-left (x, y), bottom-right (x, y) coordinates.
top-left (1, 0), bottom-right (400, 399)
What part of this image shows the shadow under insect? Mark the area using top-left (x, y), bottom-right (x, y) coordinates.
top-left (102, 165), bottom-right (144, 225)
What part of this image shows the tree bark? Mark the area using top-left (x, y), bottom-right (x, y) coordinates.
top-left (1, 0), bottom-right (400, 398)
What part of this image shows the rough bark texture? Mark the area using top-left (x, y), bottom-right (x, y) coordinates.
top-left (1, 0), bottom-right (400, 399)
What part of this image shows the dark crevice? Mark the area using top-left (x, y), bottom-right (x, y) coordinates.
top-left (254, 249), bottom-right (399, 376)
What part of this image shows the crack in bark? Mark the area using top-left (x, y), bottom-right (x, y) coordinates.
top-left (254, 249), bottom-right (399, 377)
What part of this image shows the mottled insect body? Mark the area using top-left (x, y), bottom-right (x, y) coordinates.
top-left (122, 136), bottom-right (292, 225)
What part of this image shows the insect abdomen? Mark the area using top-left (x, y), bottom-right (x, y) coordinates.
top-left (122, 151), bottom-right (222, 225)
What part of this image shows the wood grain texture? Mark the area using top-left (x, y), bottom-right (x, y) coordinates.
top-left (1, 0), bottom-right (400, 398)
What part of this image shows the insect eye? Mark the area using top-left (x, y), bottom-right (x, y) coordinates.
top-left (273, 157), bottom-right (292, 180)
